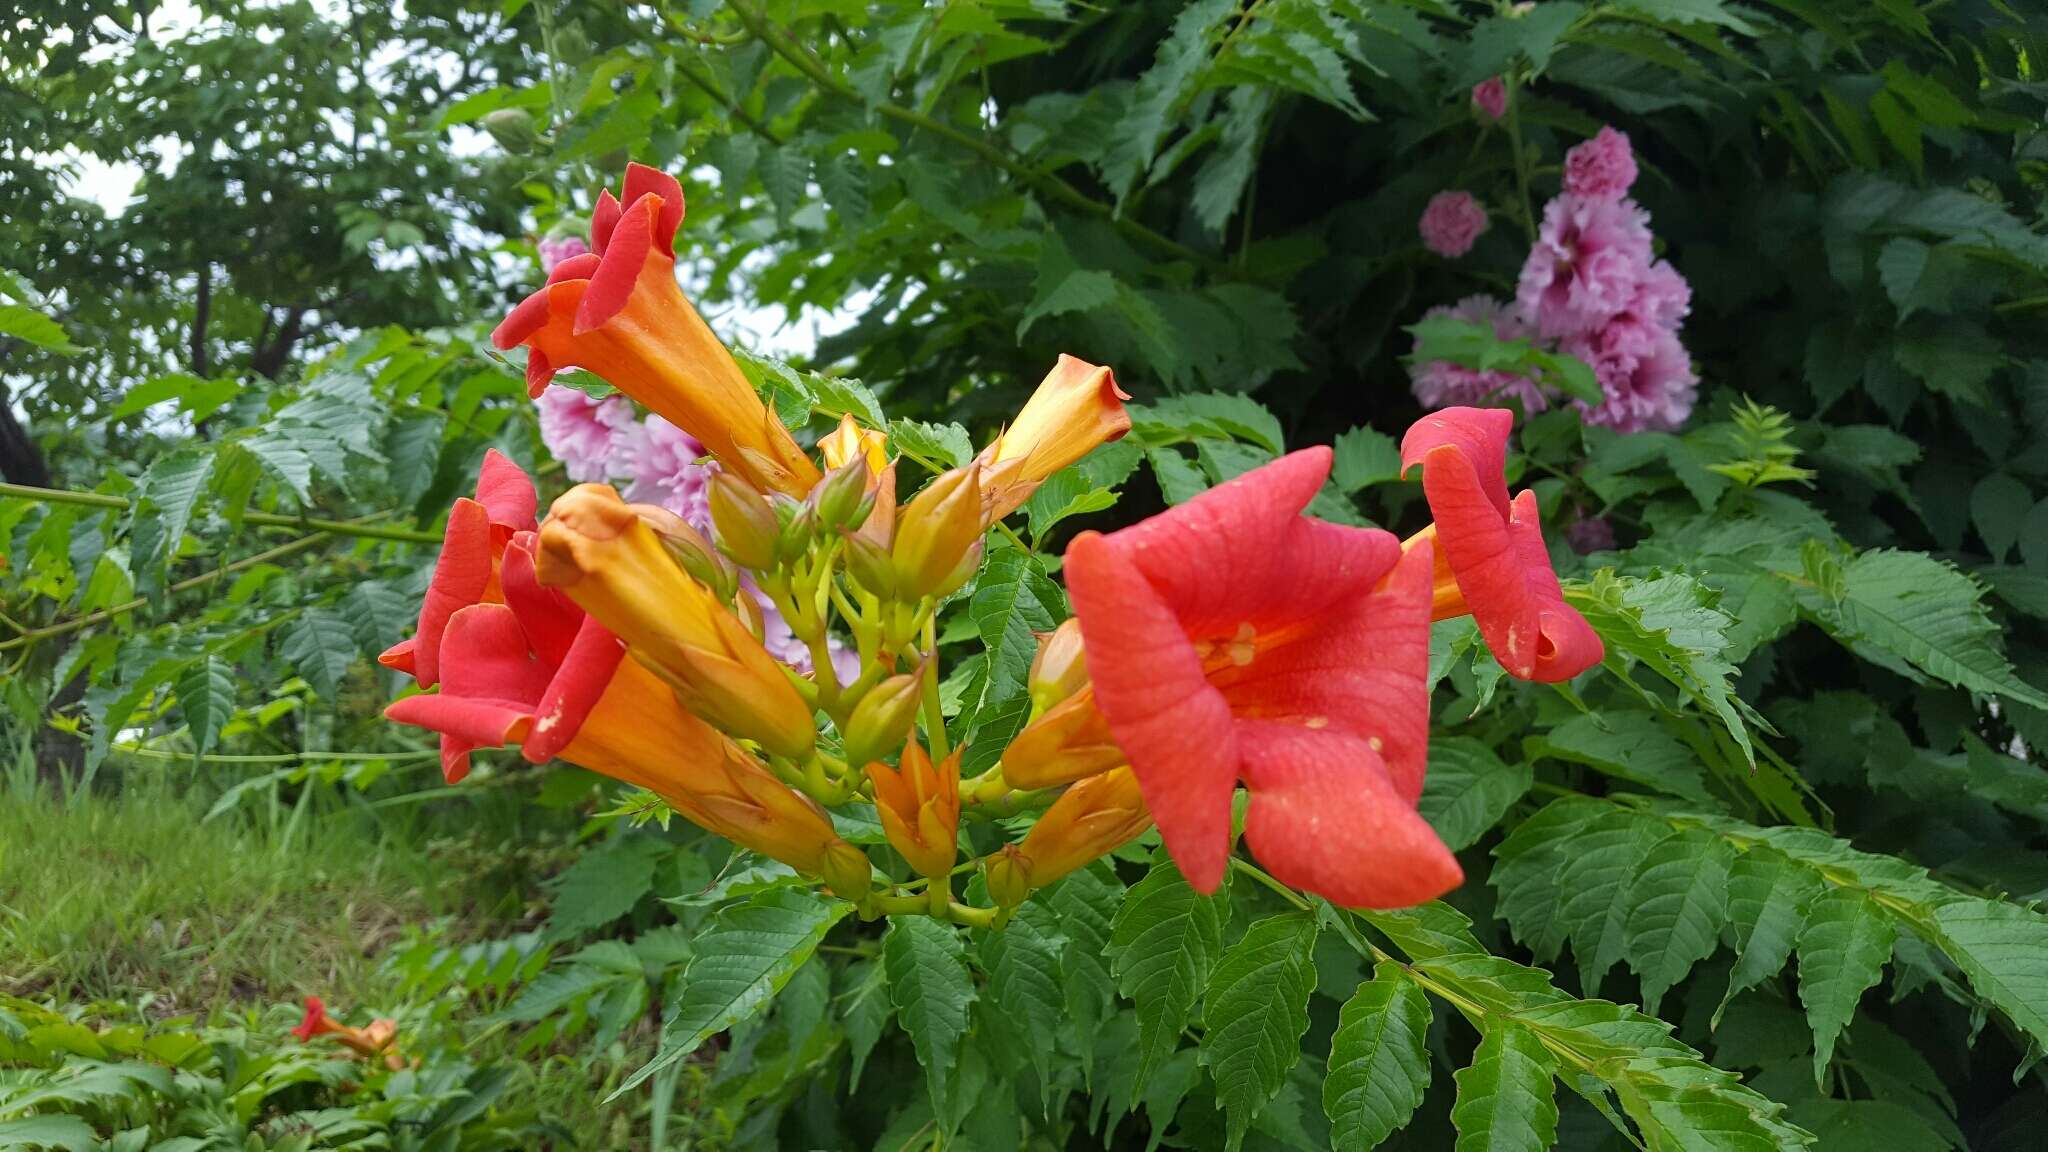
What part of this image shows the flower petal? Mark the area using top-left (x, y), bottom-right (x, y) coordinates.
top-left (622, 164), bottom-right (685, 255)
top-left (523, 616), bottom-right (627, 764)
top-left (1507, 490), bottom-right (1606, 682)
top-left (1236, 719), bottom-right (1462, 909)
top-left (546, 251), bottom-right (601, 285)
top-left (590, 189), bottom-right (622, 255)
top-left (411, 498), bottom-right (495, 688)
top-left (500, 532), bottom-right (582, 667)
top-left (1400, 406), bottom-right (1512, 521)
top-left (474, 448), bottom-right (538, 533)
top-left (1065, 529), bottom-right (1238, 893)
top-left (576, 193), bottom-right (660, 335)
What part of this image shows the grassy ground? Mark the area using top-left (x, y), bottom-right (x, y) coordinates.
top-left (0, 770), bottom-right (436, 1014)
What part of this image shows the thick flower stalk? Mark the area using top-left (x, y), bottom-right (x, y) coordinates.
top-left (1399, 407), bottom-right (1604, 683)
top-left (492, 164), bottom-right (820, 497)
top-left (1064, 447), bottom-right (1460, 909)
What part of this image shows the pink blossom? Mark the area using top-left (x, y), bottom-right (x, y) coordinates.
top-left (1517, 193), bottom-right (1656, 340)
top-left (1408, 295), bottom-right (1550, 413)
top-left (748, 582), bottom-right (860, 686)
top-left (538, 236), bottom-right (591, 275)
top-left (1561, 316), bottom-right (1697, 433)
top-left (1566, 517), bottom-right (1615, 555)
top-left (1420, 191), bottom-right (1490, 259)
top-left (1562, 127), bottom-right (1637, 201)
top-left (536, 384), bottom-right (636, 483)
top-left (621, 416), bottom-right (714, 530)
top-left (1631, 259), bottom-right (1691, 329)
top-left (1471, 77), bottom-right (1507, 121)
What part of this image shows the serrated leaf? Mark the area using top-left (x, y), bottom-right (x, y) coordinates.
top-left (1928, 897), bottom-right (2048, 1053)
top-left (342, 582), bottom-right (414, 655)
top-left (0, 303), bottom-right (82, 354)
top-left (889, 418), bottom-right (974, 469)
top-left (1718, 848), bottom-right (1822, 1023)
top-left (1554, 809), bottom-right (1666, 995)
top-left (1099, 0), bottom-right (1239, 201)
top-left (175, 656), bottom-right (235, 759)
top-left (1023, 466), bottom-right (1120, 546)
top-left (547, 835), bottom-right (667, 937)
top-left (1797, 887), bottom-right (1896, 1085)
top-left (979, 900), bottom-right (1066, 1089)
top-left (1623, 829), bottom-right (1734, 1014)
top-left (1018, 266), bottom-right (1120, 341)
top-left (136, 449), bottom-right (214, 565)
top-left (1877, 237), bottom-right (1931, 317)
top-left (386, 412), bottom-right (446, 506)
top-left (1202, 911), bottom-right (1319, 1150)
top-left (837, 958), bottom-right (891, 1091)
top-left (280, 606), bottom-right (358, 696)
top-left (758, 145), bottom-right (809, 220)
top-left (615, 889), bottom-right (849, 1097)
top-left (1190, 86), bottom-right (1273, 236)
top-left (1419, 738), bottom-right (1532, 852)
top-left (1798, 549), bottom-right (2048, 708)
top-left (1049, 864), bottom-right (1122, 1086)
top-left (1324, 962), bottom-right (1431, 1148)
top-left (1490, 797), bottom-right (1612, 962)
top-left (1109, 858), bottom-right (1229, 1095)
top-left (1969, 473), bottom-right (2032, 564)
top-left (0, 1115), bottom-right (96, 1151)
top-left (1534, 712), bottom-right (1713, 803)
top-left (1331, 425), bottom-right (1402, 492)
top-left (885, 914), bottom-right (977, 1121)
top-left (1452, 1023), bottom-right (1558, 1152)
top-left (1148, 446), bottom-right (1211, 504)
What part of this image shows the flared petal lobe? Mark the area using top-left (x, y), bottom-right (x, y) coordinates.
top-left (981, 355), bottom-right (1131, 519)
top-left (1066, 447), bottom-right (1457, 907)
top-left (377, 450), bottom-right (539, 688)
top-left (1400, 407), bottom-right (1604, 682)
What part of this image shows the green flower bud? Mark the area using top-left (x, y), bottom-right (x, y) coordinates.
top-left (709, 470), bottom-right (780, 570)
top-left (841, 671), bottom-right (924, 770)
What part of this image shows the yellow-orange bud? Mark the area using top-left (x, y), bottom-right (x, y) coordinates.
top-left (1028, 618), bottom-right (1089, 710)
top-left (820, 413), bottom-right (889, 476)
top-left (536, 484), bottom-right (816, 759)
top-left (893, 462), bottom-right (983, 601)
top-left (841, 670), bottom-right (923, 770)
top-left (984, 844), bottom-right (1032, 908)
top-left (819, 838), bottom-right (875, 900)
top-left (709, 470), bottom-right (781, 570)
top-left (980, 355), bottom-right (1130, 519)
top-left (1003, 686), bottom-right (1125, 790)
top-left (1009, 766), bottom-right (1150, 889)
top-left (668, 738), bottom-right (845, 877)
top-left (866, 738), bottom-right (960, 880)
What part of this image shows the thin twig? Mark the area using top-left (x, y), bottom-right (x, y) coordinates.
top-left (0, 482), bottom-right (442, 544)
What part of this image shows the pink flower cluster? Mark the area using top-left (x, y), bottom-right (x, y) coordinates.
top-left (538, 236), bottom-right (590, 275)
top-left (1410, 127), bottom-right (1697, 434)
top-left (534, 383), bottom-right (855, 681)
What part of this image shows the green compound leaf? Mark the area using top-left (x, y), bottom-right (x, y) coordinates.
top-left (979, 899), bottom-right (1067, 1090)
top-left (1623, 828), bottom-right (1735, 1015)
top-left (885, 912), bottom-right (978, 1122)
top-left (1718, 847), bottom-right (1822, 1024)
top-left (614, 888), bottom-right (849, 1098)
top-left (174, 655), bottom-right (236, 760)
top-left (1108, 857), bottom-right (1229, 1096)
top-left (1797, 887), bottom-right (1897, 1086)
top-left (1452, 1022), bottom-right (1559, 1152)
top-left (1201, 911), bottom-right (1319, 1151)
top-left (1420, 737), bottom-right (1534, 852)
top-left (1323, 961), bottom-right (1432, 1149)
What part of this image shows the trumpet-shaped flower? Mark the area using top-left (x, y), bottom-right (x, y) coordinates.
top-left (382, 527), bottom-right (849, 877)
top-left (866, 739), bottom-right (960, 879)
top-left (291, 996), bottom-right (403, 1067)
top-left (820, 413), bottom-right (889, 476)
top-left (534, 484), bottom-right (817, 759)
top-left (979, 355), bottom-right (1130, 519)
top-left (1064, 447), bottom-right (1460, 908)
top-left (1003, 686), bottom-right (1125, 790)
top-left (378, 450), bottom-right (538, 689)
top-left (1399, 407), bottom-right (1604, 682)
top-left (492, 164), bottom-right (820, 497)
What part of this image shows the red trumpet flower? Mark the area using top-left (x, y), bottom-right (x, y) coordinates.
top-left (1064, 447), bottom-right (1460, 909)
top-left (377, 449), bottom-right (537, 688)
top-left (491, 164), bottom-right (820, 497)
top-left (1399, 407), bottom-right (1603, 683)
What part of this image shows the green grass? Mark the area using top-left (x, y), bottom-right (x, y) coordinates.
top-left (0, 773), bottom-right (436, 1014)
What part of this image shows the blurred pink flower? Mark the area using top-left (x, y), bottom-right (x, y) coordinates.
top-left (538, 236), bottom-right (591, 275)
top-left (1471, 77), bottom-right (1507, 121)
top-left (1563, 127), bottom-right (1638, 201)
top-left (1632, 259), bottom-right (1692, 330)
top-left (1408, 296), bottom-right (1550, 413)
top-left (1517, 194), bottom-right (1655, 339)
top-left (1420, 191), bottom-right (1490, 258)
top-left (536, 384), bottom-right (635, 483)
top-left (749, 582), bottom-right (860, 686)
top-left (622, 415), bottom-right (715, 529)
top-left (1561, 316), bottom-right (1697, 433)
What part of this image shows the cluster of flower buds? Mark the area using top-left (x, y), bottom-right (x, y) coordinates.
top-left (381, 165), bottom-right (1607, 925)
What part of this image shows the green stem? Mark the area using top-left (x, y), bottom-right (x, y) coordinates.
top-left (1503, 72), bottom-right (1538, 246)
top-left (0, 482), bottom-right (442, 544)
top-left (723, 0), bottom-right (1223, 272)
top-left (919, 614), bottom-right (949, 760)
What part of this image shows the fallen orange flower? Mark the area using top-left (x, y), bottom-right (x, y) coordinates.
top-left (491, 164), bottom-right (820, 497)
top-left (378, 449), bottom-right (537, 688)
top-left (1399, 407), bottom-right (1604, 682)
top-left (291, 996), bottom-right (404, 1069)
top-left (1064, 447), bottom-right (1460, 909)
top-left (979, 355), bottom-right (1131, 519)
